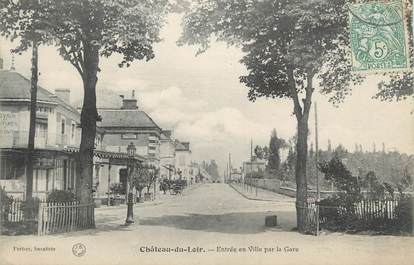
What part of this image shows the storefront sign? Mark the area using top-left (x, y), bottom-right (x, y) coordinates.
top-left (0, 112), bottom-right (18, 135)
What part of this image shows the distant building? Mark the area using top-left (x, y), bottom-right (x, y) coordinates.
top-left (175, 140), bottom-right (192, 182)
top-left (159, 130), bottom-right (175, 180)
top-left (242, 156), bottom-right (266, 180)
top-left (95, 91), bottom-right (161, 197)
top-left (230, 168), bottom-right (243, 182)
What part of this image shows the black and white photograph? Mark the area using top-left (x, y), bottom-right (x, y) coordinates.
top-left (0, 0), bottom-right (413, 265)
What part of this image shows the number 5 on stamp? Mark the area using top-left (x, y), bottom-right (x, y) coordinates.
top-left (349, 1), bottom-right (410, 72)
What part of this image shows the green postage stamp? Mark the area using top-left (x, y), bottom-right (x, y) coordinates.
top-left (349, 1), bottom-right (410, 72)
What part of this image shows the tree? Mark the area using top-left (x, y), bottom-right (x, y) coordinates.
top-left (0, 0), bottom-right (49, 199)
top-left (1, 0), bottom-right (171, 203)
top-left (267, 129), bottom-right (287, 174)
top-left (132, 163), bottom-right (148, 200)
top-left (375, 0), bottom-right (413, 102)
top-left (202, 160), bottom-right (220, 180)
top-left (254, 145), bottom-right (269, 160)
top-left (319, 157), bottom-right (361, 197)
top-left (145, 165), bottom-right (159, 194)
top-left (179, 0), bottom-right (362, 233)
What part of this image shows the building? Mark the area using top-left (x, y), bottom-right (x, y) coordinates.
top-left (174, 140), bottom-right (192, 182)
top-left (95, 91), bottom-right (162, 198)
top-left (242, 156), bottom-right (266, 181)
top-left (159, 130), bottom-right (175, 180)
top-left (0, 65), bottom-right (146, 200)
top-left (0, 68), bottom-right (82, 199)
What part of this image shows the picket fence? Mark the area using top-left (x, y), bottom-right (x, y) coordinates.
top-left (304, 198), bottom-right (402, 234)
top-left (1, 199), bottom-right (94, 236)
top-left (37, 201), bottom-right (95, 235)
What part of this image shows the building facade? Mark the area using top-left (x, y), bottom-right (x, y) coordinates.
top-left (242, 156), bottom-right (266, 181)
top-left (0, 68), bottom-right (146, 200)
top-left (0, 69), bottom-right (82, 199)
top-left (159, 130), bottom-right (175, 180)
top-left (95, 91), bottom-right (162, 198)
top-left (0, 65), bottom-right (193, 200)
top-left (175, 140), bottom-right (192, 183)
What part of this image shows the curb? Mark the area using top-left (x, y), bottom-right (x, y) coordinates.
top-left (95, 200), bottom-right (164, 211)
top-left (228, 183), bottom-right (275, 202)
top-left (228, 183), bottom-right (295, 203)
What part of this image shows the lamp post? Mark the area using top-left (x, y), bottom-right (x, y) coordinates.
top-left (177, 169), bottom-right (182, 181)
top-left (125, 142), bottom-right (136, 225)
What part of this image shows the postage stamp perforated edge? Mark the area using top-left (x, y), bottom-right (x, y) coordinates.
top-left (347, 0), bottom-right (413, 75)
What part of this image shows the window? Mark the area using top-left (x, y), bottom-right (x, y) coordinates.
top-left (121, 133), bottom-right (137, 139)
top-left (179, 155), bottom-right (185, 166)
top-left (71, 122), bottom-right (76, 140)
top-left (61, 118), bottom-right (66, 135)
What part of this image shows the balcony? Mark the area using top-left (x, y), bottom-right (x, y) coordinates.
top-left (56, 134), bottom-right (69, 147)
top-left (6, 130), bottom-right (49, 149)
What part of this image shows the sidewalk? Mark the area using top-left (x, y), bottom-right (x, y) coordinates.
top-left (95, 183), bottom-right (203, 212)
top-left (229, 182), bottom-right (295, 203)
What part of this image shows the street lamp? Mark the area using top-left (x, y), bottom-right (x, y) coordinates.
top-left (125, 142), bottom-right (136, 225)
top-left (177, 169), bottom-right (182, 180)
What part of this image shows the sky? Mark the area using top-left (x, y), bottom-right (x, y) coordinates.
top-left (1, 14), bottom-right (413, 172)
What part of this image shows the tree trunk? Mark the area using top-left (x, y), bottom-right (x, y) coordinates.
top-left (287, 67), bottom-right (314, 234)
top-left (295, 115), bottom-right (310, 233)
top-left (76, 43), bottom-right (99, 204)
top-left (26, 41), bottom-right (38, 200)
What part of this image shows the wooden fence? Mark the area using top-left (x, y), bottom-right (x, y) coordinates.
top-left (296, 202), bottom-right (318, 235)
top-left (1, 199), bottom-right (95, 236)
top-left (1, 198), bottom-right (44, 223)
top-left (37, 201), bottom-right (95, 236)
top-left (354, 199), bottom-right (399, 222)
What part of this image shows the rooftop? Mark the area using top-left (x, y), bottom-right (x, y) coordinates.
top-left (175, 140), bottom-right (191, 152)
top-left (0, 70), bottom-right (79, 114)
top-left (97, 108), bottom-right (162, 131)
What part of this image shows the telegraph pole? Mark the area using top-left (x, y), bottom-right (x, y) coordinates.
top-left (228, 153), bottom-right (232, 183)
top-left (315, 102), bottom-right (320, 236)
top-left (250, 139), bottom-right (253, 192)
top-left (26, 40), bottom-right (39, 199)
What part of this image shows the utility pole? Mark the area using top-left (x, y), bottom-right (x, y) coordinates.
top-left (315, 102), bottom-right (320, 236)
top-left (250, 139), bottom-right (253, 192)
top-left (228, 153), bottom-right (232, 183)
top-left (26, 40), bottom-right (39, 199)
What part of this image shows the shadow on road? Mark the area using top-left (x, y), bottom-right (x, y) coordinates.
top-left (140, 211), bottom-right (296, 234)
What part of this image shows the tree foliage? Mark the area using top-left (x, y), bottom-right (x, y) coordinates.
top-left (375, 0), bottom-right (413, 102)
top-left (267, 129), bottom-right (287, 173)
top-left (254, 145), bottom-right (269, 160)
top-left (202, 160), bottom-right (220, 180)
top-left (132, 164), bottom-right (159, 195)
top-left (179, 0), bottom-right (364, 233)
top-left (319, 156), bottom-right (361, 197)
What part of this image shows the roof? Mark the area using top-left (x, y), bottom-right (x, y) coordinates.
top-left (160, 130), bottom-right (173, 141)
top-left (175, 140), bottom-right (191, 152)
top-left (160, 133), bottom-right (169, 140)
top-left (97, 109), bottom-right (162, 131)
top-left (0, 70), bottom-right (79, 114)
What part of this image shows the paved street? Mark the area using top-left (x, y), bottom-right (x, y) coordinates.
top-left (1, 183), bottom-right (414, 265)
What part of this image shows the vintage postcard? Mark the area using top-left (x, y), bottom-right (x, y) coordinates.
top-left (0, 1), bottom-right (413, 265)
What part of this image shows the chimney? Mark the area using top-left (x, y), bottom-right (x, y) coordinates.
top-left (121, 90), bottom-right (138, 109)
top-left (162, 130), bottom-right (172, 139)
top-left (182, 142), bottom-right (190, 150)
top-left (55, 88), bottom-right (71, 105)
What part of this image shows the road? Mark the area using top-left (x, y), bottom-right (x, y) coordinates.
top-left (1, 183), bottom-right (413, 265)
